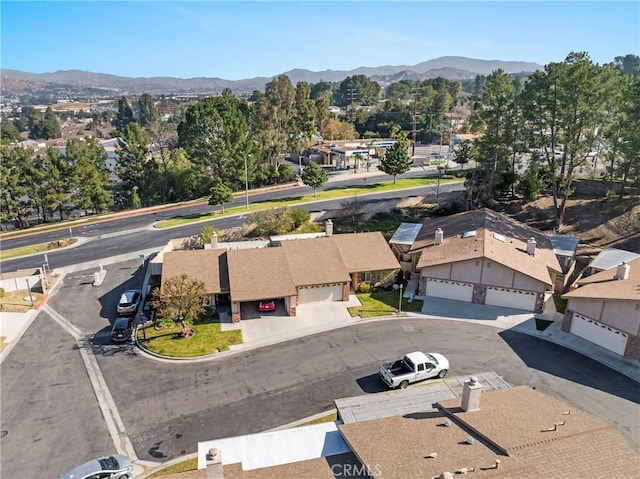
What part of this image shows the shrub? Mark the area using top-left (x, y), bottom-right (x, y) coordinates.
top-left (357, 282), bottom-right (371, 293)
top-left (290, 208), bottom-right (311, 228)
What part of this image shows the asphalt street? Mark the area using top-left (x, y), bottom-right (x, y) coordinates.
top-left (0, 182), bottom-right (464, 273)
top-left (2, 257), bottom-right (638, 479)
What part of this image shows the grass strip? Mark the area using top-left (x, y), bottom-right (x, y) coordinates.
top-left (349, 290), bottom-right (423, 318)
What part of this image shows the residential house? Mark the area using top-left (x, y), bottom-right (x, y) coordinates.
top-left (158, 224), bottom-right (400, 322)
top-left (581, 247), bottom-right (640, 278)
top-left (562, 258), bottom-right (640, 361)
top-left (398, 208), bottom-right (562, 312)
top-left (548, 234), bottom-right (580, 292)
top-left (193, 383), bottom-right (639, 478)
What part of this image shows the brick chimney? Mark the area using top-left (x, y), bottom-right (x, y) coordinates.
top-left (434, 228), bottom-right (444, 246)
top-left (325, 219), bottom-right (333, 236)
top-left (461, 376), bottom-right (482, 412)
top-left (526, 237), bottom-right (536, 256)
top-left (615, 261), bottom-right (630, 280)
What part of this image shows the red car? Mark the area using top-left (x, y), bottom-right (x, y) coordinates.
top-left (258, 300), bottom-right (276, 312)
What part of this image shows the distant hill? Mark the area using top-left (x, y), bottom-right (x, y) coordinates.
top-left (1, 56), bottom-right (542, 97)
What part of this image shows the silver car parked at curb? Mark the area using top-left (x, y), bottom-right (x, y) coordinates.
top-left (59, 454), bottom-right (134, 479)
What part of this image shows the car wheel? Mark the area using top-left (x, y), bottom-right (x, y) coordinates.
top-left (399, 380), bottom-right (409, 390)
top-left (438, 369), bottom-right (448, 378)
top-left (120, 475), bottom-right (129, 479)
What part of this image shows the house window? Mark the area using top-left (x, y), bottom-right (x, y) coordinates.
top-left (360, 272), bottom-right (372, 282)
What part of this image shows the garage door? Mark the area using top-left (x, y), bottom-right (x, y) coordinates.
top-left (298, 284), bottom-right (343, 303)
top-left (570, 313), bottom-right (628, 356)
top-left (485, 287), bottom-right (537, 311)
top-left (425, 278), bottom-right (473, 302)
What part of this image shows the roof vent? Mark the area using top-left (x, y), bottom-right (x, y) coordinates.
top-left (435, 228), bottom-right (444, 246)
top-left (527, 237), bottom-right (536, 256)
top-left (615, 261), bottom-right (630, 280)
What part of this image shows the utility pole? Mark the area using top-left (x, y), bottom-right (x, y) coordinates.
top-left (411, 88), bottom-right (418, 156)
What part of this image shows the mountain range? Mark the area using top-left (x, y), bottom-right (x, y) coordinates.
top-left (1, 56), bottom-right (543, 96)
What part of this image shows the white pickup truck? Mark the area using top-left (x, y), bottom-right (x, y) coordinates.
top-left (378, 351), bottom-right (449, 389)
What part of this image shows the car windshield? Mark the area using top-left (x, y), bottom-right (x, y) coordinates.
top-left (426, 353), bottom-right (438, 365)
top-left (97, 456), bottom-right (119, 470)
top-left (114, 319), bottom-right (129, 328)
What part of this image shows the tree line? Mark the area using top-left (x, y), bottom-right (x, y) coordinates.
top-left (0, 52), bottom-right (637, 231)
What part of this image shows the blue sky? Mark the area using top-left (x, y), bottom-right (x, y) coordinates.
top-left (2, 1), bottom-right (638, 80)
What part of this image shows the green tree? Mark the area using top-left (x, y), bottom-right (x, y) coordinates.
top-left (0, 145), bottom-right (34, 228)
top-left (138, 93), bottom-right (159, 126)
top-left (452, 139), bottom-right (475, 170)
top-left (336, 75), bottom-right (381, 107)
top-left (378, 133), bottom-right (412, 184)
top-left (151, 274), bottom-right (208, 338)
top-left (0, 118), bottom-right (21, 142)
top-left (66, 137), bottom-right (113, 215)
top-left (300, 161), bottom-right (328, 196)
top-left (199, 224), bottom-right (222, 245)
top-left (41, 107), bottom-right (61, 139)
top-left (114, 96), bottom-right (135, 132)
top-left (613, 76), bottom-right (640, 196)
top-left (178, 96), bottom-right (253, 190)
top-left (522, 52), bottom-right (614, 230)
top-left (471, 69), bottom-right (516, 202)
top-left (611, 54), bottom-right (640, 77)
top-left (148, 120), bottom-right (177, 204)
top-left (116, 122), bottom-right (157, 206)
top-left (208, 178), bottom-right (234, 213)
top-left (253, 75), bottom-right (297, 174)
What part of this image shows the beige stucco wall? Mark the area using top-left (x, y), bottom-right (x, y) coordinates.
top-left (567, 298), bottom-right (605, 321)
top-left (451, 259), bottom-right (482, 283)
top-left (480, 260), bottom-right (517, 287)
top-left (420, 263), bottom-right (452, 280)
top-left (601, 301), bottom-right (640, 335)
top-left (512, 271), bottom-right (545, 291)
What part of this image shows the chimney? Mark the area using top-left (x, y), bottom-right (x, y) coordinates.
top-left (615, 261), bottom-right (630, 280)
top-left (205, 232), bottom-right (219, 250)
top-left (206, 448), bottom-right (223, 479)
top-left (526, 237), bottom-right (536, 256)
top-left (325, 219), bottom-right (333, 236)
top-left (434, 228), bottom-right (444, 246)
top-left (461, 376), bottom-right (482, 412)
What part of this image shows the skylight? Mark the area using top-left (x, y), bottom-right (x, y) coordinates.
top-left (493, 233), bottom-right (505, 242)
top-left (462, 230), bottom-right (477, 238)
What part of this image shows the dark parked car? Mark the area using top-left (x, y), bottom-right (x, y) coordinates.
top-left (111, 317), bottom-right (134, 343)
top-left (116, 289), bottom-right (141, 316)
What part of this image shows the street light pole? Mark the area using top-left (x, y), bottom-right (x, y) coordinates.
top-left (398, 283), bottom-right (403, 314)
top-left (243, 152), bottom-right (249, 210)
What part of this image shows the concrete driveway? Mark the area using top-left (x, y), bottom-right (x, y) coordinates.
top-left (222, 295), bottom-right (363, 347)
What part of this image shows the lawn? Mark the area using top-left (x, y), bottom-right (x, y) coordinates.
top-left (0, 289), bottom-right (44, 312)
top-left (0, 237), bottom-right (78, 261)
top-left (137, 316), bottom-right (242, 357)
top-left (349, 290), bottom-right (423, 318)
top-left (155, 177), bottom-right (460, 228)
top-left (146, 458), bottom-right (198, 478)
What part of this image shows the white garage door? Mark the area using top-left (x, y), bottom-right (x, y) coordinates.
top-left (298, 284), bottom-right (343, 303)
top-left (485, 287), bottom-right (537, 311)
top-left (425, 278), bottom-right (473, 302)
top-left (570, 313), bottom-right (628, 356)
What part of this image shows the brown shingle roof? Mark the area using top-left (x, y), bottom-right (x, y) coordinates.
top-left (412, 209), bottom-right (561, 286)
top-left (564, 257), bottom-right (640, 301)
top-left (227, 248), bottom-right (297, 302)
top-left (280, 237), bottom-right (351, 286)
top-left (336, 385), bottom-right (639, 479)
top-left (162, 250), bottom-right (228, 294)
top-left (332, 232), bottom-right (401, 273)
